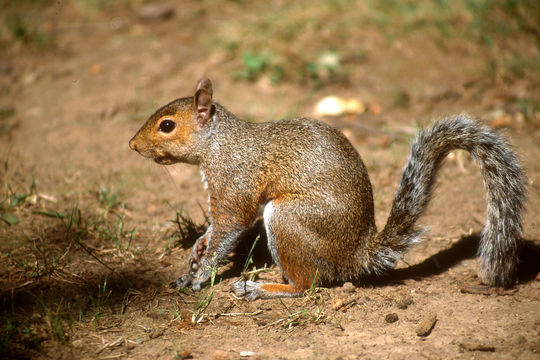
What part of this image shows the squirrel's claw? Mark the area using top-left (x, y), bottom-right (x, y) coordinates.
top-left (170, 273), bottom-right (204, 292)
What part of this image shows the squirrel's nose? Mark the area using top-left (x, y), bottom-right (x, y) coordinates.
top-left (129, 138), bottom-right (137, 151)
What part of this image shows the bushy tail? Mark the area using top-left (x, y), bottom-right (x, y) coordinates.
top-left (368, 114), bottom-right (526, 287)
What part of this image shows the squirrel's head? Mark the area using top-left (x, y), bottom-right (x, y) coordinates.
top-left (129, 78), bottom-right (215, 165)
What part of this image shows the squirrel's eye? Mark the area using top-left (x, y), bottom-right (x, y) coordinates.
top-left (158, 119), bottom-right (176, 133)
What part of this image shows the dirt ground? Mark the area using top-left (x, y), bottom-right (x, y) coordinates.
top-left (1, 1), bottom-right (539, 359)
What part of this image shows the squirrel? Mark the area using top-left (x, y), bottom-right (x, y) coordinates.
top-left (129, 78), bottom-right (526, 300)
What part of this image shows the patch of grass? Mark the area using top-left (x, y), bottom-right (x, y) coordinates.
top-left (462, 0), bottom-right (540, 83)
top-left (516, 98), bottom-right (540, 122)
top-left (32, 202), bottom-right (117, 272)
top-left (98, 186), bottom-right (122, 212)
top-left (0, 170), bottom-right (144, 353)
top-left (207, 1), bottom-right (356, 87)
top-left (120, 288), bottom-right (142, 316)
top-left (0, 318), bottom-right (15, 354)
top-left (169, 206), bottom-right (209, 250)
top-left (505, 54), bottom-right (540, 81)
top-left (300, 50), bottom-right (347, 88)
top-left (238, 232), bottom-right (279, 282)
top-left (205, 0), bottom-right (538, 88)
top-left (191, 257), bottom-right (221, 324)
top-left (241, 234), bottom-right (261, 279)
top-left (275, 300), bottom-right (326, 329)
top-left (0, 174), bottom-right (36, 225)
top-left (32, 210), bottom-right (67, 219)
top-left (234, 51), bottom-right (284, 84)
top-left (4, 12), bottom-right (50, 46)
top-left (28, 236), bottom-right (66, 278)
top-left (0, 107), bottom-right (16, 137)
top-left (0, 317), bottom-right (40, 356)
top-left (305, 270), bottom-right (321, 298)
top-left (463, 0), bottom-right (540, 44)
top-left (36, 297), bottom-right (69, 344)
top-left (282, 308), bottom-right (326, 329)
top-left (392, 90), bottom-right (411, 109)
top-left (88, 277), bottom-right (112, 325)
top-left (98, 215), bottom-right (136, 251)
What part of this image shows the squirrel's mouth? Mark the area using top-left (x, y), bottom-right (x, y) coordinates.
top-left (154, 154), bottom-right (176, 165)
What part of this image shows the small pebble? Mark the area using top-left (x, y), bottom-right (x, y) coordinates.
top-left (136, 4), bottom-right (175, 21)
top-left (331, 298), bottom-right (345, 311)
top-left (72, 339), bottom-right (83, 348)
top-left (396, 295), bottom-right (413, 309)
top-left (240, 351), bottom-right (255, 357)
top-left (179, 349), bottom-right (192, 359)
top-left (385, 313), bottom-right (398, 323)
top-left (415, 313), bottom-right (437, 337)
top-left (149, 327), bottom-right (165, 339)
top-left (340, 282), bottom-right (356, 293)
top-left (459, 341), bottom-right (495, 352)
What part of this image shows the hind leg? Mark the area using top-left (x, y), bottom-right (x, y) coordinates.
top-left (231, 200), bottom-right (321, 300)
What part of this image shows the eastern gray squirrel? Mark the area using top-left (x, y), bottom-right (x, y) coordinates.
top-left (129, 78), bottom-right (526, 299)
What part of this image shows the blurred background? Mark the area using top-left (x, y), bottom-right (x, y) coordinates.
top-left (2, 0), bottom-right (539, 119)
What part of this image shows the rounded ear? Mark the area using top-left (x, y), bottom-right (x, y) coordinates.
top-left (193, 78), bottom-right (214, 129)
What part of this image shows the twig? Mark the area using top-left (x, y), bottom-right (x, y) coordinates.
top-left (10, 280), bottom-right (34, 291)
top-left (96, 336), bottom-right (124, 354)
top-left (74, 237), bottom-right (115, 273)
top-left (244, 268), bottom-right (279, 277)
top-left (99, 354), bottom-right (126, 360)
top-left (203, 310), bottom-right (263, 318)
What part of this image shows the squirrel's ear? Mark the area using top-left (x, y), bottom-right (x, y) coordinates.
top-left (194, 78), bottom-right (214, 130)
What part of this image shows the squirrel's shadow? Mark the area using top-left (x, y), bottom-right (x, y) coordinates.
top-left (356, 234), bottom-right (540, 288)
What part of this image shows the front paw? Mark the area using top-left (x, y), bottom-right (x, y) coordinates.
top-left (230, 280), bottom-right (263, 300)
top-left (190, 235), bottom-right (209, 271)
top-left (170, 273), bottom-right (193, 289)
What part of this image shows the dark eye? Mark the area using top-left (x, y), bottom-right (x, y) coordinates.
top-left (158, 119), bottom-right (176, 133)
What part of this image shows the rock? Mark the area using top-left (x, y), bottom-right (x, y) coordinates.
top-left (178, 349), bottom-right (192, 359)
top-left (331, 298), bottom-right (345, 311)
top-left (136, 4), bottom-right (175, 22)
top-left (340, 282), bottom-right (356, 293)
top-left (395, 295), bottom-right (413, 309)
top-left (149, 327), bottom-right (165, 339)
top-left (459, 341), bottom-right (496, 352)
top-left (72, 339), bottom-right (83, 348)
top-left (314, 96), bottom-right (365, 117)
top-left (415, 313), bottom-right (437, 337)
top-left (385, 313), bottom-right (398, 323)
